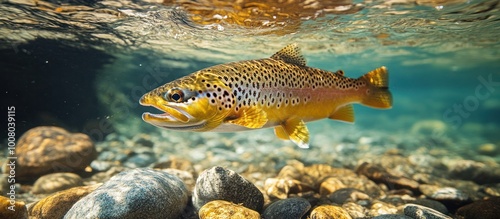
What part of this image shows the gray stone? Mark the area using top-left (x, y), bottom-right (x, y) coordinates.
top-left (327, 188), bottom-right (370, 204)
top-left (124, 152), bottom-right (156, 168)
top-left (64, 168), bottom-right (188, 219)
top-left (419, 185), bottom-right (469, 202)
top-left (90, 160), bottom-right (113, 172)
top-left (262, 198), bottom-right (311, 219)
top-left (192, 166), bottom-right (264, 212)
top-left (409, 199), bottom-right (448, 215)
top-left (403, 204), bottom-right (452, 219)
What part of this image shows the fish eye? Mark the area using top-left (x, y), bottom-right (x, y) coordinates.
top-left (165, 88), bottom-right (184, 103)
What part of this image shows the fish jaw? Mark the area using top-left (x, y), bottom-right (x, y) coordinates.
top-left (139, 93), bottom-right (208, 131)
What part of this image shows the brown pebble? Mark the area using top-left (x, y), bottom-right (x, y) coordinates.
top-left (456, 196), bottom-right (500, 219)
top-left (310, 205), bottom-right (353, 219)
top-left (319, 177), bottom-right (347, 196)
top-left (32, 172), bottom-right (83, 194)
top-left (28, 184), bottom-right (100, 219)
top-left (265, 178), bottom-right (314, 199)
top-left (199, 200), bottom-right (260, 219)
top-left (3, 126), bottom-right (97, 179)
top-left (0, 195), bottom-right (28, 219)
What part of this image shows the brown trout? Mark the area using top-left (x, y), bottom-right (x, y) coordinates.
top-left (140, 44), bottom-right (392, 148)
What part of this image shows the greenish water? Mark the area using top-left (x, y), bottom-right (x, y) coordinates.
top-left (1, 0), bottom-right (499, 161)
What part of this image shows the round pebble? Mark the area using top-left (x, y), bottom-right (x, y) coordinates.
top-left (32, 172), bottom-right (83, 194)
top-left (310, 205), bottom-right (352, 219)
top-left (262, 197), bottom-right (311, 219)
top-left (64, 168), bottom-right (188, 219)
top-left (199, 200), bottom-right (260, 219)
top-left (404, 204), bottom-right (452, 219)
top-left (409, 198), bottom-right (448, 215)
top-left (192, 166), bottom-right (264, 212)
top-left (28, 184), bottom-right (101, 219)
top-left (419, 185), bottom-right (469, 202)
top-left (3, 126), bottom-right (97, 179)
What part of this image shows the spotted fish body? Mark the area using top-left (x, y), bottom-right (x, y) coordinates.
top-left (140, 44), bottom-right (392, 148)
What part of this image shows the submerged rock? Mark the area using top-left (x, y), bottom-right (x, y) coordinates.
top-left (356, 162), bottom-right (419, 190)
top-left (199, 200), bottom-right (260, 219)
top-left (192, 166), bottom-right (264, 212)
top-left (32, 172), bottom-right (83, 194)
top-left (456, 196), bottom-right (500, 219)
top-left (310, 205), bottom-right (352, 219)
top-left (28, 184), bottom-right (101, 219)
top-left (0, 195), bottom-right (28, 219)
top-left (262, 197), bottom-right (311, 219)
top-left (3, 126), bottom-right (97, 179)
top-left (64, 168), bottom-right (188, 219)
top-left (419, 185), bottom-right (469, 203)
top-left (404, 204), bottom-right (452, 219)
top-left (327, 188), bottom-right (370, 204)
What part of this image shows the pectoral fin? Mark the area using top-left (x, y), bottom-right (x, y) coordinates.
top-left (280, 118), bottom-right (310, 148)
top-left (226, 107), bottom-right (268, 129)
top-left (329, 105), bottom-right (355, 123)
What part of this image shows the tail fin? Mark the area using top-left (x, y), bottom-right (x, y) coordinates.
top-left (359, 66), bottom-right (392, 109)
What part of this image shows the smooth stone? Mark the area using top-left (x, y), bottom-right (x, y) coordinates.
top-left (123, 152), bottom-right (156, 168)
top-left (192, 166), bottom-right (264, 212)
top-left (319, 177), bottom-right (347, 196)
top-left (419, 185), bottom-right (469, 202)
top-left (456, 196), bottom-right (500, 219)
top-left (32, 172), bottom-right (83, 194)
top-left (64, 168), bottom-right (188, 219)
top-left (0, 195), bottom-right (28, 219)
top-left (309, 205), bottom-right (352, 219)
top-left (199, 200), bottom-right (260, 219)
top-left (403, 204), bottom-right (452, 219)
top-left (2, 126), bottom-right (97, 179)
top-left (262, 197), bottom-right (311, 219)
top-left (372, 214), bottom-right (413, 219)
top-left (409, 198), bottom-right (448, 215)
top-left (446, 159), bottom-right (500, 184)
top-left (28, 184), bottom-right (101, 218)
top-left (356, 162), bottom-right (419, 190)
top-left (327, 188), bottom-right (370, 204)
top-left (90, 160), bottom-right (113, 172)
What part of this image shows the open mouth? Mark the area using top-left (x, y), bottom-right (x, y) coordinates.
top-left (140, 102), bottom-right (190, 123)
top-left (139, 97), bottom-right (206, 130)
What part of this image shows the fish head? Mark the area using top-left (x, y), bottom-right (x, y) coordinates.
top-left (139, 72), bottom-right (232, 131)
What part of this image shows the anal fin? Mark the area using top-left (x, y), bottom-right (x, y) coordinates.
top-left (329, 105), bottom-right (355, 123)
top-left (226, 107), bottom-right (268, 129)
top-left (274, 126), bottom-right (290, 140)
top-left (281, 118), bottom-right (310, 148)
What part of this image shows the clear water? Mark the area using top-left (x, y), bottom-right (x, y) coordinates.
top-left (2, 0), bottom-right (499, 162)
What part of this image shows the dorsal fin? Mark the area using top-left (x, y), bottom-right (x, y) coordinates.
top-left (270, 44), bottom-right (307, 66)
